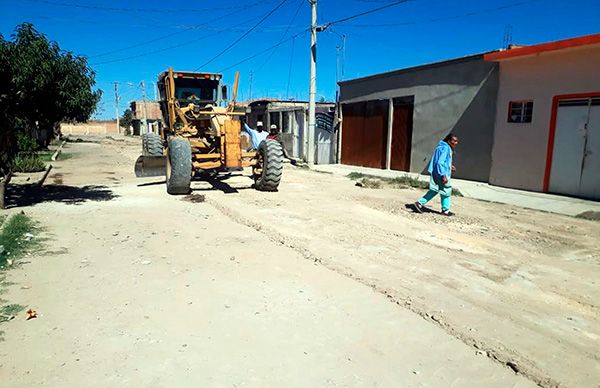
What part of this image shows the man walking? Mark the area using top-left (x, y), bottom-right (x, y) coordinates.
top-left (412, 133), bottom-right (459, 216)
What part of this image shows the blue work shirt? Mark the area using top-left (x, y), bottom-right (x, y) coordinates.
top-left (243, 123), bottom-right (268, 149)
top-left (427, 140), bottom-right (453, 180)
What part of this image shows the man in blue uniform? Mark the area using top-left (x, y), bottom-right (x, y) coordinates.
top-left (412, 133), bottom-right (459, 216)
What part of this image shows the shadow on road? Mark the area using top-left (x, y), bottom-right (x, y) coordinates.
top-left (5, 184), bottom-right (118, 208)
top-left (136, 175), bottom-right (254, 194)
top-left (195, 174), bottom-right (255, 194)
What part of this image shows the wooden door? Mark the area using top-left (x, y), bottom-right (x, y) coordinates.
top-left (341, 102), bottom-right (366, 166)
top-left (362, 100), bottom-right (388, 168)
top-left (390, 103), bottom-right (413, 171)
top-left (341, 100), bottom-right (388, 168)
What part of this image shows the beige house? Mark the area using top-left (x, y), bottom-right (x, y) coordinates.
top-left (485, 33), bottom-right (600, 200)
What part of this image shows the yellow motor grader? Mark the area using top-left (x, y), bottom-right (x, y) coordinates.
top-left (134, 67), bottom-right (283, 194)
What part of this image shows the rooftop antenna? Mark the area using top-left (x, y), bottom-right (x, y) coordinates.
top-left (503, 24), bottom-right (513, 49)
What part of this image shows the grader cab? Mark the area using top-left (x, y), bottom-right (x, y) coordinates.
top-left (134, 67), bottom-right (283, 194)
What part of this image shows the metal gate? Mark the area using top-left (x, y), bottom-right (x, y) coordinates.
top-left (549, 97), bottom-right (600, 199)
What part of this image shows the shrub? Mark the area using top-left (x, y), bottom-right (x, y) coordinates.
top-left (16, 133), bottom-right (39, 154)
top-left (12, 153), bottom-right (46, 172)
top-left (0, 213), bottom-right (37, 266)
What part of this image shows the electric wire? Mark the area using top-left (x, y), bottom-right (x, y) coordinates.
top-left (343, 0), bottom-right (542, 27)
top-left (194, 0), bottom-right (291, 70)
top-left (91, 31), bottom-right (222, 66)
top-left (254, 0), bottom-right (304, 73)
top-left (322, 0), bottom-right (415, 28)
top-left (285, 37), bottom-right (296, 98)
top-left (219, 30), bottom-right (307, 72)
top-left (25, 0), bottom-right (265, 14)
top-left (217, 0), bottom-right (413, 73)
top-left (88, 4), bottom-right (262, 59)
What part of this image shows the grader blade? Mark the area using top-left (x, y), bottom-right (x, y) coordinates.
top-left (134, 155), bottom-right (167, 177)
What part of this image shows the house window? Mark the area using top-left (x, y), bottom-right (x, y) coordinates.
top-left (508, 100), bottom-right (533, 123)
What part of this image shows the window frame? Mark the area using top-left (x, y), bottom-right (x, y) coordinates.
top-left (507, 100), bottom-right (534, 123)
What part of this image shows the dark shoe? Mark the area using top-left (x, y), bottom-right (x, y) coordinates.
top-left (412, 202), bottom-right (424, 213)
top-left (441, 210), bottom-right (454, 217)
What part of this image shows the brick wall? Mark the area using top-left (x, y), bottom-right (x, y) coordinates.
top-left (131, 101), bottom-right (162, 120)
top-left (60, 121), bottom-right (120, 135)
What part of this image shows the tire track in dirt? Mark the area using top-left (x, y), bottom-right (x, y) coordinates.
top-left (205, 196), bottom-right (558, 388)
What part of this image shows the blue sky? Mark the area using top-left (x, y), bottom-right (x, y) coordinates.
top-left (1, 0), bottom-right (599, 120)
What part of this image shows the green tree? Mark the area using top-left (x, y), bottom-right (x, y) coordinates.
top-left (0, 23), bottom-right (101, 208)
top-left (120, 108), bottom-right (133, 132)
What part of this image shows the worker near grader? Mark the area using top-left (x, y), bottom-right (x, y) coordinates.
top-left (267, 123), bottom-right (297, 164)
top-left (267, 124), bottom-right (280, 141)
top-left (242, 120), bottom-right (268, 150)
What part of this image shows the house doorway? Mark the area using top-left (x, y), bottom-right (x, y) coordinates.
top-left (341, 100), bottom-right (388, 168)
top-left (548, 97), bottom-right (600, 199)
top-left (390, 97), bottom-right (414, 171)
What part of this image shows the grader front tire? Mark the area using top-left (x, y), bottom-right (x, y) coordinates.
top-left (166, 137), bottom-right (192, 195)
top-left (254, 139), bottom-right (283, 192)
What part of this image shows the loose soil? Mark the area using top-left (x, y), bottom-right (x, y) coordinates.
top-left (0, 137), bottom-right (597, 387)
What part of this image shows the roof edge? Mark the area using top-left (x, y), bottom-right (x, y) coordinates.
top-left (338, 51), bottom-right (498, 86)
top-left (484, 33), bottom-right (600, 61)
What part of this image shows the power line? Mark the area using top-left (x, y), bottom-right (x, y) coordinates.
top-left (26, 13), bottom-right (302, 34)
top-left (195, 0), bottom-right (291, 70)
top-left (255, 0), bottom-right (304, 73)
top-left (88, 4), bottom-right (261, 59)
top-left (285, 37), bottom-right (296, 99)
top-left (219, 30), bottom-right (307, 72)
top-left (342, 0), bottom-right (542, 27)
top-left (322, 0), bottom-right (415, 28)
top-left (91, 31), bottom-right (222, 66)
top-left (91, 1), bottom-right (288, 67)
top-left (25, 0), bottom-right (265, 14)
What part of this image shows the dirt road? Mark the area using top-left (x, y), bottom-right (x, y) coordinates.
top-left (0, 137), bottom-right (598, 387)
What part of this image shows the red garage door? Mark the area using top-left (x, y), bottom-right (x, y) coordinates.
top-left (390, 101), bottom-right (413, 171)
top-left (341, 100), bottom-right (388, 169)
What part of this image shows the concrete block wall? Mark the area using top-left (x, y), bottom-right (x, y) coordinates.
top-left (61, 121), bottom-right (119, 135)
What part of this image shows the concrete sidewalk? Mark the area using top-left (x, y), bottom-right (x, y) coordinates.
top-left (310, 164), bottom-right (600, 217)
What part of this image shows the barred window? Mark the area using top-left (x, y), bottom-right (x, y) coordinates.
top-left (508, 100), bottom-right (533, 123)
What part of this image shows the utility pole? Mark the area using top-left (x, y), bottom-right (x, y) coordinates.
top-left (340, 34), bottom-right (346, 82)
top-left (503, 25), bottom-right (513, 49)
top-left (248, 70), bottom-right (254, 101)
top-left (114, 82), bottom-right (120, 133)
top-left (307, 0), bottom-right (317, 165)
top-left (334, 32), bottom-right (346, 85)
top-left (141, 80), bottom-right (148, 134)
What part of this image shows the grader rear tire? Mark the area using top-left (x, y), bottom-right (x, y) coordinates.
top-left (145, 133), bottom-right (164, 157)
top-left (254, 139), bottom-right (283, 192)
top-left (166, 137), bottom-right (192, 195)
